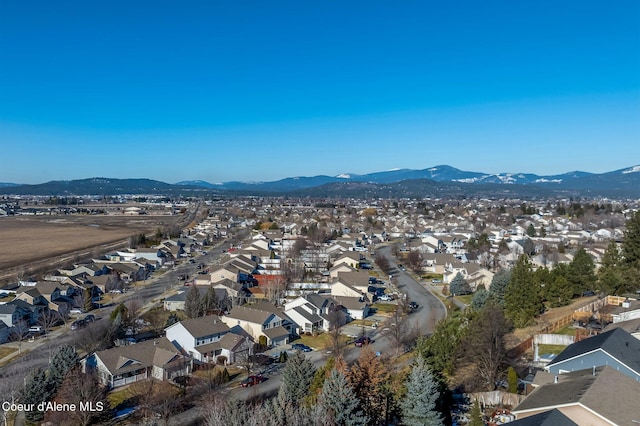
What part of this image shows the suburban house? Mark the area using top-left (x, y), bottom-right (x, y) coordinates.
top-left (84, 338), bottom-right (190, 389)
top-left (545, 328), bottom-right (640, 381)
top-left (513, 366), bottom-right (640, 425)
top-left (220, 303), bottom-right (291, 347)
top-left (0, 302), bottom-right (32, 328)
top-left (165, 315), bottom-right (233, 362)
top-left (0, 321), bottom-right (10, 344)
top-left (332, 252), bottom-right (362, 269)
top-left (333, 296), bottom-right (370, 320)
top-left (284, 293), bottom-right (345, 334)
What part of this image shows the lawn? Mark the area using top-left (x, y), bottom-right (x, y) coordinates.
top-left (293, 332), bottom-right (349, 350)
top-left (554, 325), bottom-right (578, 336)
top-left (107, 388), bottom-right (131, 409)
top-left (0, 346), bottom-right (18, 366)
top-left (538, 344), bottom-right (569, 355)
top-left (371, 303), bottom-right (399, 314)
top-left (454, 294), bottom-right (474, 306)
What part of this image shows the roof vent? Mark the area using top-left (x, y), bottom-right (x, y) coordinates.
top-left (554, 375), bottom-right (558, 384)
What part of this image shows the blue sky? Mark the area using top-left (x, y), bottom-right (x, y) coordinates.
top-left (1, 1), bottom-right (639, 184)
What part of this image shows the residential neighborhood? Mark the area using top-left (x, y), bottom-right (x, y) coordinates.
top-left (1, 195), bottom-right (639, 425)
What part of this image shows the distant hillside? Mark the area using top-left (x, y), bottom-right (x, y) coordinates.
top-left (1, 165), bottom-right (639, 198)
top-left (0, 182), bottom-right (19, 188)
top-left (2, 178), bottom-right (216, 196)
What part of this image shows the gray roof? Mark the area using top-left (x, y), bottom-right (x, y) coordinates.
top-left (174, 315), bottom-right (230, 338)
top-left (547, 328), bottom-right (640, 374)
top-left (292, 306), bottom-right (323, 324)
top-left (226, 305), bottom-right (272, 325)
top-left (94, 338), bottom-right (182, 376)
top-left (604, 317), bottom-right (640, 335)
top-left (263, 325), bottom-right (290, 340)
top-left (514, 366), bottom-right (640, 425)
top-left (510, 409), bottom-right (577, 425)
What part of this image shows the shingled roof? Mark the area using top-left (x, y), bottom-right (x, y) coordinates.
top-left (547, 328), bottom-right (640, 375)
top-left (514, 366), bottom-right (640, 425)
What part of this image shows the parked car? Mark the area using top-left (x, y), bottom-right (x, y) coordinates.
top-left (291, 343), bottom-right (312, 352)
top-left (369, 277), bottom-right (378, 284)
top-left (28, 325), bottom-right (43, 334)
top-left (69, 308), bottom-right (84, 315)
top-left (70, 319), bottom-right (85, 331)
top-left (240, 375), bottom-right (266, 387)
top-left (355, 336), bottom-right (373, 347)
top-left (378, 294), bottom-right (394, 301)
top-left (408, 301), bottom-right (419, 312)
top-left (83, 314), bottom-right (96, 323)
top-left (431, 278), bottom-right (442, 283)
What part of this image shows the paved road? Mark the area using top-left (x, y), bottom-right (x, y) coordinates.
top-left (378, 245), bottom-right (447, 334)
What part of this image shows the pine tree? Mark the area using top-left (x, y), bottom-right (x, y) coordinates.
top-left (415, 311), bottom-right (467, 375)
top-left (471, 288), bottom-right (490, 310)
top-left (401, 357), bottom-right (444, 426)
top-left (507, 366), bottom-right (518, 393)
top-left (450, 272), bottom-right (471, 296)
top-left (468, 400), bottom-right (484, 426)
top-left (184, 284), bottom-right (202, 318)
top-left (568, 247), bottom-right (596, 296)
top-left (526, 223), bottom-right (536, 237)
top-left (318, 369), bottom-right (368, 426)
top-left (277, 351), bottom-right (316, 409)
top-left (22, 367), bottom-right (54, 422)
top-left (48, 344), bottom-right (80, 391)
top-left (597, 240), bottom-right (625, 295)
top-left (623, 211), bottom-right (640, 266)
top-left (489, 269), bottom-right (511, 306)
top-left (505, 255), bottom-right (543, 328)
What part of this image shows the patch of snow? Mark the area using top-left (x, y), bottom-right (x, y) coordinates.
top-left (453, 178), bottom-right (480, 183)
top-left (427, 167), bottom-right (439, 172)
top-left (336, 174), bottom-right (351, 179)
top-left (622, 165), bottom-right (640, 174)
top-left (535, 178), bottom-right (562, 183)
top-left (388, 168), bottom-right (402, 171)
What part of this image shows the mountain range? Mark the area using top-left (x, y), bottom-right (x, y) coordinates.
top-left (1, 165), bottom-right (639, 198)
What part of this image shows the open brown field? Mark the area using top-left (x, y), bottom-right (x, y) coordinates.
top-left (0, 214), bottom-right (182, 281)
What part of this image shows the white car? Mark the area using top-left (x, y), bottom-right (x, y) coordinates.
top-left (378, 294), bottom-right (394, 301)
top-left (69, 308), bottom-right (84, 315)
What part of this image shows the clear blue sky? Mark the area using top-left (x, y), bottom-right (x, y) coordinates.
top-left (1, 1), bottom-right (639, 184)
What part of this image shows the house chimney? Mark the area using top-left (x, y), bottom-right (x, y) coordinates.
top-left (593, 366), bottom-right (596, 376)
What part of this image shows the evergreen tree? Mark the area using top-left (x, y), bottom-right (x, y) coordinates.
top-left (415, 311), bottom-right (467, 375)
top-left (623, 211), bottom-right (640, 266)
top-left (277, 351), bottom-right (316, 410)
top-left (597, 240), bottom-right (625, 295)
top-left (48, 344), bottom-right (80, 391)
top-left (568, 248), bottom-right (596, 295)
top-left (401, 357), bottom-right (444, 426)
top-left (306, 356), bottom-right (334, 406)
top-left (471, 288), bottom-right (490, 310)
top-left (184, 284), bottom-right (203, 318)
top-left (318, 369), bottom-right (368, 426)
top-left (526, 223), bottom-right (536, 237)
top-left (507, 366), bottom-right (518, 393)
top-left (489, 269), bottom-right (511, 306)
top-left (505, 255), bottom-right (544, 328)
top-left (449, 272), bottom-right (471, 296)
top-left (468, 400), bottom-right (483, 426)
top-left (21, 367), bottom-right (54, 422)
